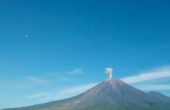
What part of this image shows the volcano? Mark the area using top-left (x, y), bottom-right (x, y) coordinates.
top-left (4, 78), bottom-right (170, 110)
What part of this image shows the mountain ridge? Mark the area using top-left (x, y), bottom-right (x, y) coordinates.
top-left (3, 78), bottom-right (170, 110)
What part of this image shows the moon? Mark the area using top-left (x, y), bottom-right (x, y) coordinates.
top-left (25, 34), bottom-right (28, 38)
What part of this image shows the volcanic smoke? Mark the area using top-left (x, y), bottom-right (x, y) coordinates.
top-left (105, 67), bottom-right (113, 80)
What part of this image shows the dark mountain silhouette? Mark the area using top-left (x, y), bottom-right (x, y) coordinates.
top-left (3, 78), bottom-right (170, 110)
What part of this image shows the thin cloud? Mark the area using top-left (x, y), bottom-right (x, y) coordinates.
top-left (55, 83), bottom-right (97, 99)
top-left (67, 68), bottom-right (84, 75)
top-left (55, 76), bottom-right (70, 81)
top-left (26, 93), bottom-right (52, 101)
top-left (140, 84), bottom-right (170, 91)
top-left (26, 76), bottom-right (47, 84)
top-left (26, 83), bottom-right (97, 102)
top-left (49, 68), bottom-right (84, 82)
top-left (25, 66), bottom-right (170, 102)
top-left (54, 65), bottom-right (170, 98)
top-left (122, 66), bottom-right (170, 84)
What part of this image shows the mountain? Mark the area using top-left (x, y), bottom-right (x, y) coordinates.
top-left (3, 78), bottom-right (170, 110)
top-left (148, 91), bottom-right (170, 103)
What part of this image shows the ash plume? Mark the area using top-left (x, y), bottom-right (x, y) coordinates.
top-left (105, 67), bottom-right (113, 80)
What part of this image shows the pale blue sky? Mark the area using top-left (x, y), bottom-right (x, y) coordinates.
top-left (0, 0), bottom-right (170, 109)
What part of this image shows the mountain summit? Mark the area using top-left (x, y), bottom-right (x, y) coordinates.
top-left (4, 78), bottom-right (170, 110)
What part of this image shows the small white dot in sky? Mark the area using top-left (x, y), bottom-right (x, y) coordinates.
top-left (25, 34), bottom-right (28, 38)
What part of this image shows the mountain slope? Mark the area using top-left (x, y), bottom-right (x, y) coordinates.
top-left (3, 78), bottom-right (170, 110)
top-left (149, 91), bottom-right (170, 103)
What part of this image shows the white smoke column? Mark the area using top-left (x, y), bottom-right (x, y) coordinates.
top-left (105, 67), bottom-right (113, 80)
